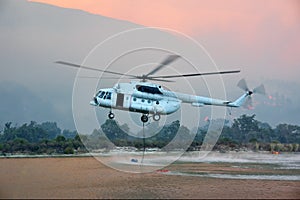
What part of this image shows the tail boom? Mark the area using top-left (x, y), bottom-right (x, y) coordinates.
top-left (227, 92), bottom-right (252, 107)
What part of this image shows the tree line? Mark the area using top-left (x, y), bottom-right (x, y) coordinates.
top-left (0, 121), bottom-right (85, 155)
top-left (192, 115), bottom-right (300, 152)
top-left (0, 114), bottom-right (299, 155)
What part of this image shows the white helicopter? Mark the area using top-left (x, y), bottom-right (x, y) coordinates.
top-left (56, 55), bottom-right (265, 123)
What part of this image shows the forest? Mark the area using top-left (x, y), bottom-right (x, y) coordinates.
top-left (0, 114), bottom-right (299, 155)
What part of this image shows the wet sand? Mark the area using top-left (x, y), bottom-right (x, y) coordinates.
top-left (0, 156), bottom-right (299, 199)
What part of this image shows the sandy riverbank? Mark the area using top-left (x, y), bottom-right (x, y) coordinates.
top-left (0, 156), bottom-right (299, 199)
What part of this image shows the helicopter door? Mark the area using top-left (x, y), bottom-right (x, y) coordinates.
top-left (116, 93), bottom-right (124, 107)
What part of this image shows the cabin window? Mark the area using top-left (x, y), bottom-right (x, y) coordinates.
top-left (147, 100), bottom-right (151, 104)
top-left (141, 99), bottom-right (145, 103)
top-left (136, 85), bottom-right (162, 95)
top-left (156, 101), bottom-right (159, 105)
top-left (133, 97), bottom-right (137, 101)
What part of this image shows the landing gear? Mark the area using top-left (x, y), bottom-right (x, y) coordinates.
top-left (108, 112), bottom-right (115, 119)
top-left (140, 114), bottom-right (160, 123)
top-left (141, 114), bottom-right (148, 123)
top-left (153, 114), bottom-right (161, 121)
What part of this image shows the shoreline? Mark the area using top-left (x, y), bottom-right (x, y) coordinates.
top-left (1, 150), bottom-right (298, 158)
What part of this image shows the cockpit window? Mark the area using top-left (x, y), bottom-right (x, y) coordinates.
top-left (96, 90), bottom-right (102, 97)
top-left (103, 92), bottom-right (108, 99)
top-left (99, 91), bottom-right (105, 98)
top-left (106, 92), bottom-right (112, 100)
top-left (103, 92), bottom-right (112, 100)
top-left (136, 85), bottom-right (162, 95)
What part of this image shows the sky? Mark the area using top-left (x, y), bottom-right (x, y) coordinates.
top-left (30, 0), bottom-right (300, 81)
top-left (1, 0), bottom-right (300, 131)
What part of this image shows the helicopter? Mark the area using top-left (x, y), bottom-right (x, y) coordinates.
top-left (56, 55), bottom-right (265, 123)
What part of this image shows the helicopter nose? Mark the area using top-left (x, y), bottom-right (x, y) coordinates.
top-left (94, 97), bottom-right (98, 104)
top-left (89, 97), bottom-right (98, 106)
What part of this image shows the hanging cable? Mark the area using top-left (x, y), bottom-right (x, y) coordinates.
top-left (141, 122), bottom-right (145, 165)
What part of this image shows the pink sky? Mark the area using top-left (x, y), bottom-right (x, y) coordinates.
top-left (30, 0), bottom-right (299, 36)
top-left (30, 0), bottom-right (300, 73)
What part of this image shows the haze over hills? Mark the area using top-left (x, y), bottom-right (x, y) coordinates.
top-left (0, 81), bottom-right (57, 126)
top-left (0, 0), bottom-right (139, 130)
top-left (0, 0), bottom-right (299, 132)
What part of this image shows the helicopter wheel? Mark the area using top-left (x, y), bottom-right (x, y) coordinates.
top-left (108, 112), bottom-right (115, 119)
top-left (153, 114), bottom-right (161, 121)
top-left (141, 114), bottom-right (148, 123)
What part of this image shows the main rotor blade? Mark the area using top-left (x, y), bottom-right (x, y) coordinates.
top-left (55, 61), bottom-right (137, 78)
top-left (148, 69), bottom-right (240, 79)
top-left (78, 76), bottom-right (174, 82)
top-left (144, 55), bottom-right (180, 77)
top-left (78, 76), bottom-right (137, 80)
top-left (146, 77), bottom-right (175, 82)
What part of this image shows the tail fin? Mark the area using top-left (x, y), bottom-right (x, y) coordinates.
top-left (228, 79), bottom-right (266, 108)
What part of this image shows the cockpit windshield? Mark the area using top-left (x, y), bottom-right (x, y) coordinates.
top-left (96, 91), bottom-right (105, 98)
top-left (96, 90), bottom-right (112, 100)
top-left (100, 92), bottom-right (106, 98)
top-left (96, 90), bottom-right (102, 96)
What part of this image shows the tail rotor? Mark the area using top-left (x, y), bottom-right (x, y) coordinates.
top-left (237, 78), bottom-right (249, 92)
top-left (253, 84), bottom-right (266, 95)
top-left (237, 79), bottom-right (266, 109)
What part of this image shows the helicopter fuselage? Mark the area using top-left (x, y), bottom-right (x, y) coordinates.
top-left (89, 81), bottom-right (249, 121)
top-left (90, 81), bottom-right (181, 116)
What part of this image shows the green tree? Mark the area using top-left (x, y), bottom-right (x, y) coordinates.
top-left (275, 124), bottom-right (300, 143)
top-left (64, 146), bottom-right (74, 154)
top-left (231, 114), bottom-right (259, 143)
top-left (37, 122), bottom-right (61, 139)
top-left (55, 135), bottom-right (66, 142)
